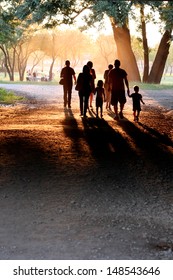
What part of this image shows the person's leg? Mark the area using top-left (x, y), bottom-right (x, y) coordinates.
top-left (119, 102), bottom-right (125, 118)
top-left (136, 110), bottom-right (140, 121)
top-left (79, 93), bottom-right (83, 115)
top-left (133, 110), bottom-right (137, 121)
top-left (111, 92), bottom-right (118, 119)
top-left (119, 91), bottom-right (126, 118)
top-left (101, 105), bottom-right (103, 118)
top-left (107, 91), bottom-right (111, 109)
top-left (120, 103), bottom-right (124, 113)
top-left (67, 88), bottom-right (72, 108)
top-left (84, 95), bottom-right (89, 117)
top-left (89, 93), bottom-right (94, 108)
top-left (113, 104), bottom-right (118, 118)
top-left (96, 106), bottom-right (98, 117)
top-left (63, 86), bottom-right (67, 107)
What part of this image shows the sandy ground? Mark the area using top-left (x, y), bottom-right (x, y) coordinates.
top-left (0, 83), bottom-right (173, 260)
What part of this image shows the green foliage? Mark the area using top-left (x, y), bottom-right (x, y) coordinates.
top-left (158, 2), bottom-right (173, 31)
top-left (1, 0), bottom-right (173, 31)
top-left (0, 1), bottom-right (29, 45)
top-left (14, 0), bottom-right (77, 26)
top-left (95, 1), bottom-right (131, 23)
top-left (0, 87), bottom-right (24, 103)
top-left (2, 0), bottom-right (173, 33)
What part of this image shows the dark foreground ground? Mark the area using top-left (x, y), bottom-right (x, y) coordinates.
top-left (0, 87), bottom-right (173, 259)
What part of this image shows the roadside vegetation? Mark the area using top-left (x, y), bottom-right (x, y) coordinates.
top-left (0, 88), bottom-right (24, 104)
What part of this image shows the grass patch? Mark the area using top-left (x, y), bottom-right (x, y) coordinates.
top-left (0, 88), bottom-right (24, 104)
top-left (130, 82), bottom-right (173, 90)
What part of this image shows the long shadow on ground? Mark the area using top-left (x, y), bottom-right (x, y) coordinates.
top-left (0, 109), bottom-right (173, 260)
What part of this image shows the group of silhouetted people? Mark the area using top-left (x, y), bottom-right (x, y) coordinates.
top-left (60, 59), bottom-right (145, 122)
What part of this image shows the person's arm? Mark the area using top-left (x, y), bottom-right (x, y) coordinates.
top-left (92, 69), bottom-right (96, 80)
top-left (73, 74), bottom-right (77, 84)
top-left (140, 96), bottom-right (145, 104)
top-left (124, 76), bottom-right (130, 95)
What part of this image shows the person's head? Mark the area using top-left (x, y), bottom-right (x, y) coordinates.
top-left (97, 80), bottom-right (103, 88)
top-left (65, 60), bottom-right (70, 67)
top-left (134, 85), bottom-right (139, 93)
top-left (83, 65), bottom-right (90, 74)
top-left (108, 64), bottom-right (113, 70)
top-left (87, 61), bottom-right (93, 69)
top-left (114, 59), bottom-right (120, 68)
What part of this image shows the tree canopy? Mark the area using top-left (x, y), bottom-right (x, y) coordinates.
top-left (0, 0), bottom-right (173, 83)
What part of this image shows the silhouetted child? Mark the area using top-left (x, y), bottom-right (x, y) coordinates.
top-left (128, 85), bottom-right (145, 122)
top-left (94, 80), bottom-right (105, 118)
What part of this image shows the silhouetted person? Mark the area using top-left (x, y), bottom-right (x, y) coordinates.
top-left (128, 85), bottom-right (145, 122)
top-left (76, 65), bottom-right (93, 117)
top-left (103, 64), bottom-right (113, 110)
top-left (87, 61), bottom-right (96, 109)
top-left (108, 59), bottom-right (129, 120)
top-left (33, 71), bottom-right (37, 81)
top-left (60, 60), bottom-right (76, 108)
top-left (94, 80), bottom-right (105, 118)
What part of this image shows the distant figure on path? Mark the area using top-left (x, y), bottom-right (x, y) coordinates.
top-left (103, 64), bottom-right (113, 110)
top-left (108, 59), bottom-right (130, 120)
top-left (128, 85), bottom-right (145, 122)
top-left (75, 65), bottom-right (93, 117)
top-left (87, 61), bottom-right (96, 109)
top-left (60, 60), bottom-right (76, 108)
top-left (94, 80), bottom-right (105, 118)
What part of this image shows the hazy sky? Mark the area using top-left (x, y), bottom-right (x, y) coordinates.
top-left (94, 16), bottom-right (162, 47)
top-left (73, 7), bottom-right (162, 48)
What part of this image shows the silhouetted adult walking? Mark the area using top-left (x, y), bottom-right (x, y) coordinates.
top-left (108, 59), bottom-right (130, 119)
top-left (75, 65), bottom-right (93, 117)
top-left (103, 64), bottom-right (113, 109)
top-left (87, 61), bottom-right (96, 109)
top-left (60, 60), bottom-right (76, 108)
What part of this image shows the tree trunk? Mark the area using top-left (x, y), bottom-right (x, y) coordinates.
top-left (110, 18), bottom-right (141, 82)
top-left (49, 59), bottom-right (55, 81)
top-left (18, 59), bottom-right (27, 81)
top-left (0, 46), bottom-right (15, 81)
top-left (140, 5), bottom-right (149, 82)
top-left (147, 30), bottom-right (172, 84)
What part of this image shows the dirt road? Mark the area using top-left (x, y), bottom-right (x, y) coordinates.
top-left (0, 84), bottom-right (173, 259)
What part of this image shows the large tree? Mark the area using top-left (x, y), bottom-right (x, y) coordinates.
top-left (0, 1), bottom-right (39, 80)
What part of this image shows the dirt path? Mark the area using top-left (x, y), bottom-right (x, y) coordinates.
top-left (0, 85), bottom-right (173, 259)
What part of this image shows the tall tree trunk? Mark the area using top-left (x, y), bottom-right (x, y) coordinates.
top-left (140, 5), bottom-right (149, 82)
top-left (147, 30), bottom-right (172, 84)
top-left (110, 18), bottom-right (141, 82)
